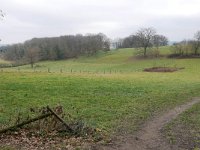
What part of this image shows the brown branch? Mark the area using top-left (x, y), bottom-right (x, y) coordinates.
top-left (46, 106), bottom-right (73, 133)
top-left (0, 113), bottom-right (53, 134)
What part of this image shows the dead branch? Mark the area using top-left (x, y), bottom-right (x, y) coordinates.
top-left (46, 106), bottom-right (73, 133)
top-left (0, 113), bottom-right (53, 134)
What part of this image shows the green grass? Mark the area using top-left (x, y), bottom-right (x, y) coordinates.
top-left (164, 103), bottom-right (200, 149)
top-left (1, 71), bottom-right (200, 132)
top-left (1, 47), bottom-right (200, 135)
top-left (0, 146), bottom-right (15, 150)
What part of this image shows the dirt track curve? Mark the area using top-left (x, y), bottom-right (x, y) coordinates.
top-left (100, 98), bottom-right (200, 150)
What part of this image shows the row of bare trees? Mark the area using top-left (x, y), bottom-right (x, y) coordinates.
top-left (0, 28), bottom-right (169, 67)
top-left (2, 33), bottom-right (110, 67)
top-left (171, 31), bottom-right (200, 57)
top-left (113, 28), bottom-right (168, 56)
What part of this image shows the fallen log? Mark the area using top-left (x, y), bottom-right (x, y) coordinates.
top-left (47, 106), bottom-right (73, 133)
top-left (0, 112), bottom-right (53, 134)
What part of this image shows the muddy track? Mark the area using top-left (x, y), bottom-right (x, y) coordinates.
top-left (100, 98), bottom-right (200, 150)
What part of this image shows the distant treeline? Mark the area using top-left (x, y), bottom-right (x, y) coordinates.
top-left (170, 39), bottom-right (200, 58)
top-left (113, 34), bottom-right (168, 49)
top-left (1, 28), bottom-right (199, 68)
top-left (1, 33), bottom-right (110, 66)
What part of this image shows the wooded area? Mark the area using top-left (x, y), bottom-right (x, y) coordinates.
top-left (1, 33), bottom-right (110, 67)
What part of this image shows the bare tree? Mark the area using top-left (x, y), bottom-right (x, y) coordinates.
top-left (172, 40), bottom-right (190, 56)
top-left (25, 47), bottom-right (39, 68)
top-left (193, 31), bottom-right (200, 55)
top-left (136, 27), bottom-right (156, 56)
top-left (120, 35), bottom-right (140, 48)
top-left (153, 35), bottom-right (168, 49)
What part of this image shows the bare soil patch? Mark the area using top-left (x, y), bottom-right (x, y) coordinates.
top-left (99, 98), bottom-right (200, 150)
top-left (168, 54), bottom-right (200, 59)
top-left (144, 67), bottom-right (184, 72)
top-left (0, 129), bottom-right (93, 150)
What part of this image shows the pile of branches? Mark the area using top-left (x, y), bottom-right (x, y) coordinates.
top-left (0, 105), bottom-right (107, 149)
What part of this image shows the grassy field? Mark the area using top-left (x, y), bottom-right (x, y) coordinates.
top-left (2, 47), bottom-right (174, 73)
top-left (1, 47), bottom-right (200, 135)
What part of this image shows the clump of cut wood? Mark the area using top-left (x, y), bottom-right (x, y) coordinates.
top-left (0, 105), bottom-right (105, 141)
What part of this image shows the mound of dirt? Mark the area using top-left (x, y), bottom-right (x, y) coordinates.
top-left (144, 67), bottom-right (184, 72)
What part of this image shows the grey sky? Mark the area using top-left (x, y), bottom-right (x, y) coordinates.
top-left (0, 0), bottom-right (200, 44)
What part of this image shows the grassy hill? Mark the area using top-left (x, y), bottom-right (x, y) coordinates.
top-left (2, 46), bottom-right (187, 73)
top-left (1, 46), bottom-right (200, 137)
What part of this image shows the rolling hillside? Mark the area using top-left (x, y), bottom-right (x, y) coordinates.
top-left (1, 46), bottom-right (200, 149)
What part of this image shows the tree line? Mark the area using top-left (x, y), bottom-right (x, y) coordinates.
top-left (2, 33), bottom-right (110, 67)
top-left (170, 31), bottom-right (200, 57)
top-left (113, 28), bottom-right (168, 56)
top-left (1, 25), bottom-right (200, 68)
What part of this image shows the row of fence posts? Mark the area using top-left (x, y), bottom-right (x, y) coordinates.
top-left (0, 68), bottom-right (126, 74)
top-left (44, 68), bottom-right (124, 74)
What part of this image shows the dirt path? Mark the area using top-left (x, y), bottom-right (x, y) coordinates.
top-left (100, 98), bottom-right (200, 150)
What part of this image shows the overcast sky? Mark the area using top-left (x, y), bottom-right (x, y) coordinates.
top-left (0, 0), bottom-right (200, 44)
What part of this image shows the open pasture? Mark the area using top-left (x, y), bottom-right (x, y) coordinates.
top-left (1, 48), bottom-right (200, 134)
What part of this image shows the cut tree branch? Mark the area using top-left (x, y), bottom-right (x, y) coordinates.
top-left (46, 106), bottom-right (73, 132)
top-left (0, 113), bottom-right (53, 134)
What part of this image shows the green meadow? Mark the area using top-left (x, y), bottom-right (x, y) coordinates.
top-left (1, 47), bottom-right (200, 134)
